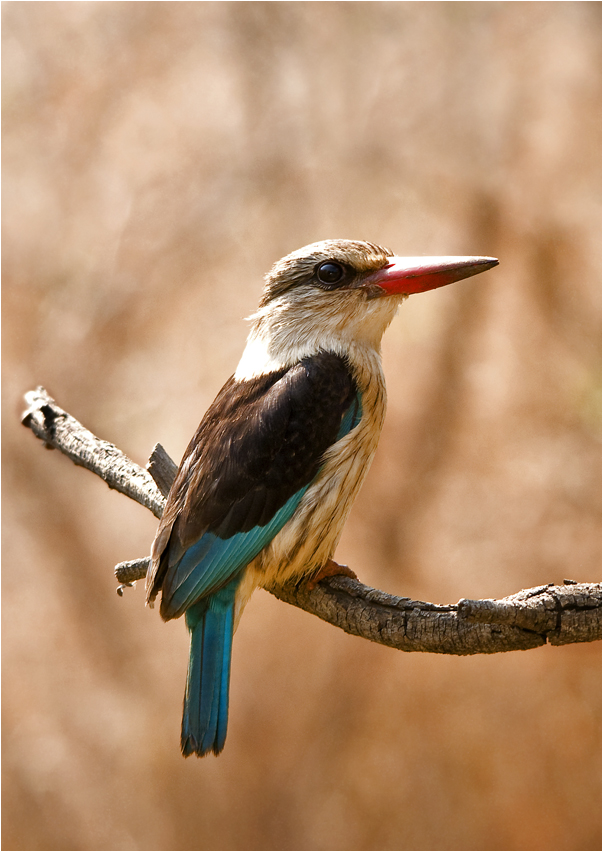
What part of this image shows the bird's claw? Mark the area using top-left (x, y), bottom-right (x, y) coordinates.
top-left (305, 559), bottom-right (358, 590)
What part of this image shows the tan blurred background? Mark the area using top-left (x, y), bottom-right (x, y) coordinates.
top-left (3, 2), bottom-right (601, 850)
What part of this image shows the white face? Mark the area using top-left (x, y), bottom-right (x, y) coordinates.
top-left (237, 240), bottom-right (405, 379)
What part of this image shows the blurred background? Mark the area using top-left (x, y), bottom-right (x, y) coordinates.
top-left (3, 2), bottom-right (601, 850)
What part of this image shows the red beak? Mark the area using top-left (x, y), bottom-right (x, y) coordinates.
top-left (362, 256), bottom-right (498, 297)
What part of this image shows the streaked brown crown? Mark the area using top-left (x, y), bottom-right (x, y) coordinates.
top-left (260, 239), bottom-right (393, 306)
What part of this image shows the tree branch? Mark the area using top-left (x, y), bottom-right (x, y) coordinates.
top-left (22, 387), bottom-right (165, 518)
top-left (22, 386), bottom-right (601, 655)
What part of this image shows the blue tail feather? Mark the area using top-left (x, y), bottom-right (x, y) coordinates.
top-left (176, 392), bottom-right (363, 757)
top-left (181, 576), bottom-right (239, 757)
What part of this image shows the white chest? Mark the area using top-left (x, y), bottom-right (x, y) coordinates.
top-left (254, 351), bottom-right (387, 586)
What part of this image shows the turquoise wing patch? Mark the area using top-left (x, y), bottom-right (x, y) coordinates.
top-left (164, 391), bottom-right (363, 618)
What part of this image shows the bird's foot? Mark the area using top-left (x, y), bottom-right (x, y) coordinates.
top-left (306, 559), bottom-right (358, 591)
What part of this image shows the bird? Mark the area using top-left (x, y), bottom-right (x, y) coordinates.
top-left (146, 239), bottom-right (498, 758)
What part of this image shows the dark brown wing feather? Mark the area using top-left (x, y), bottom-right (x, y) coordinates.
top-left (147, 351), bottom-right (357, 604)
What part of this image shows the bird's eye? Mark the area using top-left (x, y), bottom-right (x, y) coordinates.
top-left (316, 261), bottom-right (345, 286)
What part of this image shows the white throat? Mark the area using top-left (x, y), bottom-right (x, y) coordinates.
top-left (234, 291), bottom-right (405, 381)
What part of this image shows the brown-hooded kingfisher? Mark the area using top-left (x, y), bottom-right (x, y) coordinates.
top-left (146, 239), bottom-right (498, 757)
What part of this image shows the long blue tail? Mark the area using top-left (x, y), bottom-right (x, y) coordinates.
top-left (181, 576), bottom-right (239, 757)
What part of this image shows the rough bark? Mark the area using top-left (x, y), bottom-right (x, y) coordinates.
top-left (22, 387), bottom-right (165, 518)
top-left (22, 386), bottom-right (602, 655)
